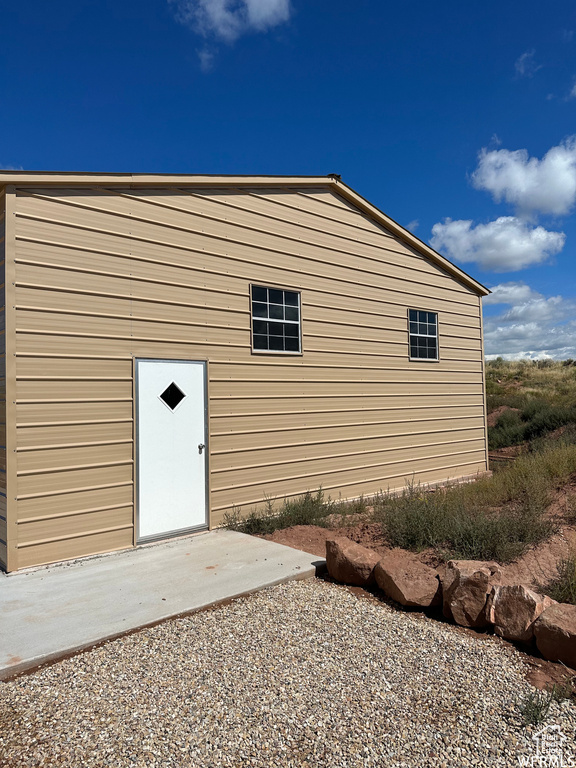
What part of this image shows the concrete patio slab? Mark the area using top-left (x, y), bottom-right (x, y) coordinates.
top-left (0, 530), bottom-right (324, 680)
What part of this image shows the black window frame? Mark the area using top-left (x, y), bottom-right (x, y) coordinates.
top-left (408, 308), bottom-right (439, 361)
top-left (250, 284), bottom-right (302, 355)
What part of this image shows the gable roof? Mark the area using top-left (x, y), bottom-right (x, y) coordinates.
top-left (0, 171), bottom-right (489, 296)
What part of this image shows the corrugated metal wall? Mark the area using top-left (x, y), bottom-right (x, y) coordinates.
top-left (0, 189), bottom-right (6, 570)
top-left (9, 185), bottom-right (487, 569)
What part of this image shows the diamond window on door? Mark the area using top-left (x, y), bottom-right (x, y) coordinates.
top-left (159, 382), bottom-right (186, 411)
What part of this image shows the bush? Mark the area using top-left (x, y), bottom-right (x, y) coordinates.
top-left (488, 399), bottom-right (576, 450)
top-left (519, 681), bottom-right (574, 726)
top-left (486, 393), bottom-right (529, 412)
top-left (374, 444), bottom-right (576, 562)
top-left (543, 554), bottom-right (576, 605)
top-left (225, 443), bottom-right (576, 564)
top-left (519, 688), bottom-right (554, 726)
top-left (224, 489), bottom-right (367, 535)
top-left (224, 489), bottom-right (334, 535)
top-left (373, 482), bottom-right (552, 563)
top-left (488, 408), bottom-right (524, 449)
top-left (522, 404), bottom-right (576, 441)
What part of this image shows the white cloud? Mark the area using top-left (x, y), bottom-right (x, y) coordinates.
top-left (471, 137), bottom-right (576, 217)
top-left (197, 47), bottom-right (216, 71)
top-left (483, 282), bottom-right (576, 359)
top-left (245, 0), bottom-right (290, 29)
top-left (498, 295), bottom-right (567, 325)
top-left (482, 281), bottom-right (541, 306)
top-left (406, 219), bottom-right (419, 232)
top-left (514, 50), bottom-right (542, 78)
top-left (430, 216), bottom-right (565, 272)
top-left (568, 79), bottom-right (576, 100)
top-left (484, 318), bottom-right (576, 360)
top-left (170, 0), bottom-right (291, 42)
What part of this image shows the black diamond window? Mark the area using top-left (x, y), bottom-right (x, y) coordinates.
top-left (160, 382), bottom-right (186, 410)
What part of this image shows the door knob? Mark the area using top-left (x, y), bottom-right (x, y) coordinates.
top-left (198, 443), bottom-right (205, 454)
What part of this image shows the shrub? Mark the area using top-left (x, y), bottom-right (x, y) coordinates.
top-left (224, 489), bottom-right (366, 535)
top-left (523, 405), bottom-right (576, 441)
top-left (519, 682), bottom-right (574, 726)
top-left (519, 688), bottom-right (554, 726)
top-left (488, 398), bottom-right (576, 450)
top-left (374, 482), bottom-right (552, 563)
top-left (486, 393), bottom-right (529, 412)
top-left (224, 489), bottom-right (335, 535)
top-left (374, 444), bottom-right (576, 562)
top-left (543, 554), bottom-right (576, 605)
top-left (488, 408), bottom-right (525, 449)
top-left (226, 444), bottom-right (576, 564)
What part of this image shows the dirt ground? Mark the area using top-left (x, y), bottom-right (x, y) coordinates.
top-left (262, 518), bottom-right (576, 588)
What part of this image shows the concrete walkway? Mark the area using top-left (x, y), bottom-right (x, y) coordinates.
top-left (0, 530), bottom-right (323, 680)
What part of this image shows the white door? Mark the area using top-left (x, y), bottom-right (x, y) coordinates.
top-left (136, 359), bottom-right (208, 542)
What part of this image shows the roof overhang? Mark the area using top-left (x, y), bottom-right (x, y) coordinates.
top-left (0, 171), bottom-right (489, 296)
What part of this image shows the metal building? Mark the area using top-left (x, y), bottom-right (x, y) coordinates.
top-left (0, 173), bottom-right (489, 571)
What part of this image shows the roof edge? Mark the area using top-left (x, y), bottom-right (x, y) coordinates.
top-left (0, 171), bottom-right (331, 186)
top-left (328, 178), bottom-right (489, 297)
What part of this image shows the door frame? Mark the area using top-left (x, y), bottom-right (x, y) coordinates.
top-left (133, 357), bottom-right (210, 544)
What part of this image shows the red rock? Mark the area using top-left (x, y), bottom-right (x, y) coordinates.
top-left (487, 585), bottom-right (556, 643)
top-left (534, 603), bottom-right (576, 668)
top-left (325, 537), bottom-right (380, 587)
top-left (374, 550), bottom-right (441, 608)
top-left (442, 560), bottom-right (502, 628)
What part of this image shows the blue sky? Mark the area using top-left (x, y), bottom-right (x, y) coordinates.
top-left (2, 0), bottom-right (576, 358)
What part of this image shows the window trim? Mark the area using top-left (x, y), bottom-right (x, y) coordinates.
top-left (407, 307), bottom-right (440, 362)
top-left (250, 283), bottom-right (303, 356)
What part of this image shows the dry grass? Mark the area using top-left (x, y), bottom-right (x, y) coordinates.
top-left (486, 358), bottom-right (576, 408)
top-left (372, 444), bottom-right (576, 562)
top-left (223, 490), bottom-right (367, 535)
top-left (543, 554), bottom-right (576, 605)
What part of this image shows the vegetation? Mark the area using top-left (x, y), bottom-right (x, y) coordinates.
top-left (486, 359), bottom-right (576, 450)
top-left (224, 489), bottom-right (367, 536)
top-left (373, 444), bottom-right (576, 562)
top-left (519, 687), bottom-right (555, 726)
top-left (542, 553), bottom-right (576, 606)
top-left (519, 683), bottom-right (573, 726)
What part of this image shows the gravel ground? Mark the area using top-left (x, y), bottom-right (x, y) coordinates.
top-left (1, 578), bottom-right (575, 768)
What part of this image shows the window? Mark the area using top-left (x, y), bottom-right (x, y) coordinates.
top-left (408, 309), bottom-right (439, 360)
top-left (251, 285), bottom-right (301, 353)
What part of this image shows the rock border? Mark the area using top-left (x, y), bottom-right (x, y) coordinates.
top-left (326, 536), bottom-right (576, 670)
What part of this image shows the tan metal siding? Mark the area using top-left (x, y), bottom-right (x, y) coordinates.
top-left (211, 457), bottom-right (487, 514)
top-left (0, 189), bottom-right (5, 569)
top-left (4, 186), bottom-right (17, 571)
top-left (212, 435), bottom-right (486, 484)
top-left (11, 185), bottom-right (488, 569)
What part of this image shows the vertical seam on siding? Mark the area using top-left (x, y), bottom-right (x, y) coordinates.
top-left (479, 295), bottom-right (489, 472)
top-left (4, 187), bottom-right (17, 570)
